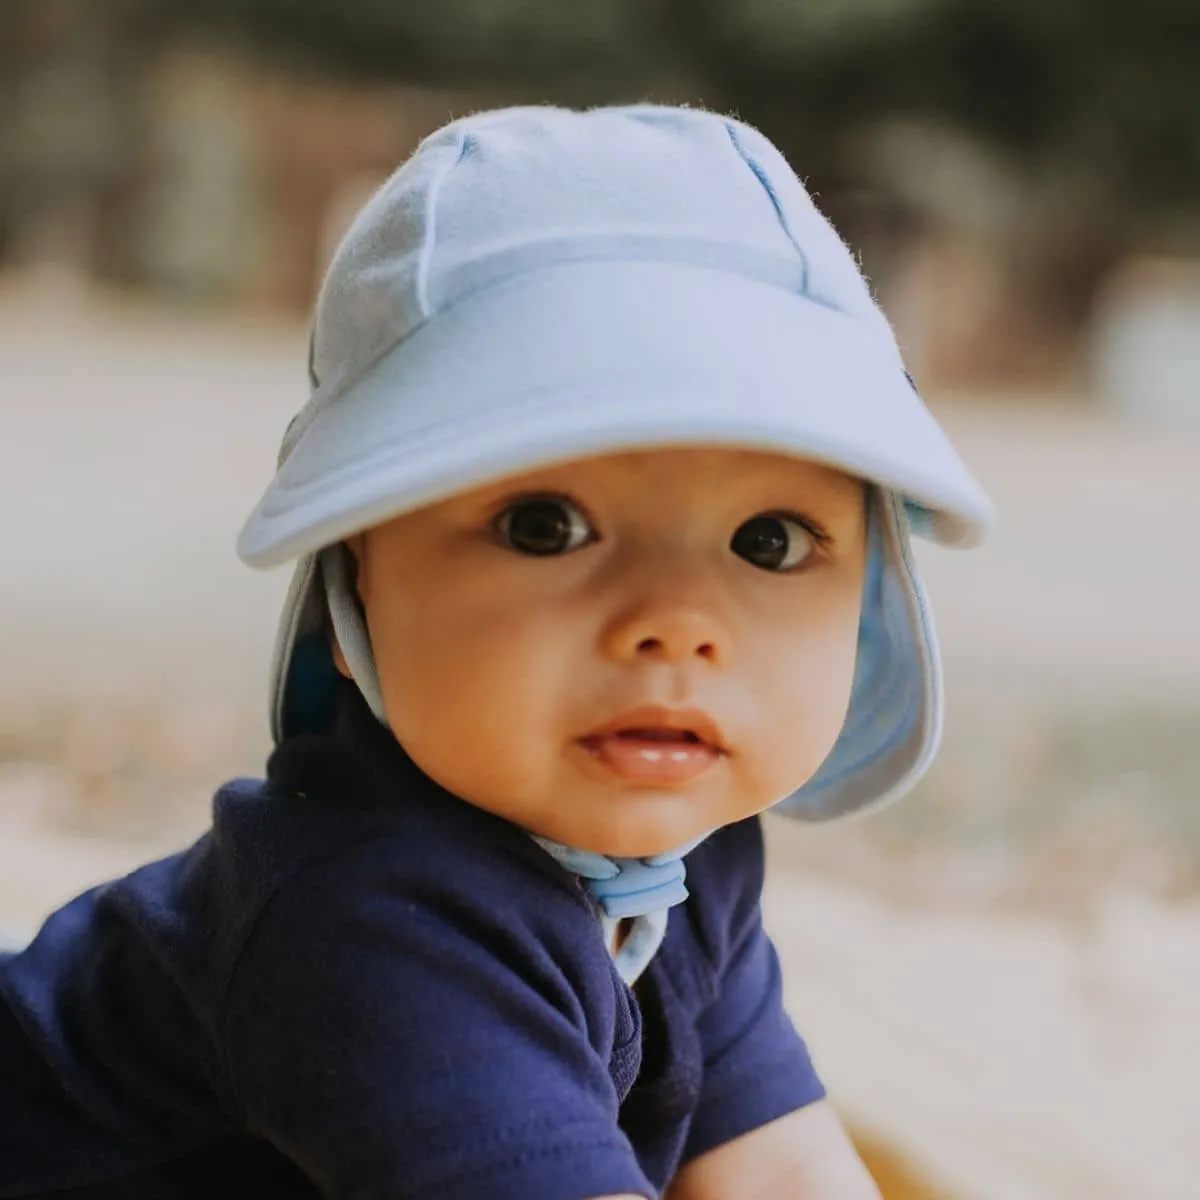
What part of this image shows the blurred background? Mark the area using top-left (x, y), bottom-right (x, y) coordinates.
top-left (2, 1), bottom-right (1198, 1195)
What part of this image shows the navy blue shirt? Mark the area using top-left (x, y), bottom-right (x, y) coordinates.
top-left (0, 687), bottom-right (824, 1199)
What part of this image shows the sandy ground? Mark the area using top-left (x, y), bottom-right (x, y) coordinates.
top-left (3, 280), bottom-right (1200, 1197)
top-left (767, 871), bottom-right (1200, 1199)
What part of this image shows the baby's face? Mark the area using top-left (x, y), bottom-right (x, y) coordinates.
top-left (340, 448), bottom-right (866, 857)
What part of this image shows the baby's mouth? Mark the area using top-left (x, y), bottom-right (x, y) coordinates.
top-left (577, 710), bottom-right (727, 786)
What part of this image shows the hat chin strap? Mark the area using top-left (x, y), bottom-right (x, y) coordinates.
top-left (319, 545), bottom-right (691, 981)
top-left (320, 544), bottom-right (388, 722)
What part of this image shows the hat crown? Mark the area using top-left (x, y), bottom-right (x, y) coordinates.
top-left (310, 105), bottom-right (897, 397)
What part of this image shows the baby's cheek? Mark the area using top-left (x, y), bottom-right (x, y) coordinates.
top-left (755, 665), bottom-right (854, 790)
top-left (740, 734), bottom-right (821, 810)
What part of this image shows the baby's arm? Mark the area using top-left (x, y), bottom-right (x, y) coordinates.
top-left (666, 1102), bottom-right (880, 1199)
top-left (592, 1103), bottom-right (880, 1200)
top-left (668, 819), bottom-right (879, 1197)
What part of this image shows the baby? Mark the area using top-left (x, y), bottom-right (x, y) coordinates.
top-left (0, 105), bottom-right (993, 1199)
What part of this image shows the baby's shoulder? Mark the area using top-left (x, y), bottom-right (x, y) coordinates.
top-left (674, 815), bottom-right (768, 972)
top-left (211, 739), bottom-right (590, 951)
top-left (205, 727), bottom-right (604, 989)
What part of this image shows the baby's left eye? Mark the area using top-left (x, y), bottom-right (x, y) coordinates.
top-left (730, 513), bottom-right (817, 572)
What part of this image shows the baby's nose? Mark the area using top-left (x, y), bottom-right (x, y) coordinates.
top-left (602, 604), bottom-right (731, 667)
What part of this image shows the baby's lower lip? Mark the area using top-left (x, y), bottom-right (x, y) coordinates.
top-left (577, 731), bottom-right (721, 785)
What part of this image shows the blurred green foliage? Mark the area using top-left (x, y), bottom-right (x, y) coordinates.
top-left (2, 0), bottom-right (1197, 258)
top-left (6, 0), bottom-right (1199, 200)
top-left (168, 0), bottom-right (1200, 206)
top-left (192, 0), bottom-right (651, 82)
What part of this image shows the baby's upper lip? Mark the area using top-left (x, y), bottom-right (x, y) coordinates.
top-left (579, 705), bottom-right (730, 754)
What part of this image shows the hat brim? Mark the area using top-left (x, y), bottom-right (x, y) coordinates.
top-left (238, 258), bottom-right (993, 568)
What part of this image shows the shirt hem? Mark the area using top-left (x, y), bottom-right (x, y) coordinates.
top-left (683, 1058), bottom-right (827, 1165)
top-left (347, 1135), bottom-right (655, 1200)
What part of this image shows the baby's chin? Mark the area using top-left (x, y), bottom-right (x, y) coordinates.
top-left (523, 802), bottom-right (734, 861)
top-left (450, 773), bottom-right (776, 858)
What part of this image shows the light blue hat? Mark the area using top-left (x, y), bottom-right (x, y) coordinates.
top-left (238, 103), bottom-right (994, 824)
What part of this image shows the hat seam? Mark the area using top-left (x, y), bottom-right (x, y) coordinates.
top-left (724, 121), bottom-right (810, 295)
top-left (415, 127), bottom-right (471, 319)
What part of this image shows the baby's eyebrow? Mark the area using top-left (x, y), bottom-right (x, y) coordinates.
top-left (481, 484), bottom-right (583, 510)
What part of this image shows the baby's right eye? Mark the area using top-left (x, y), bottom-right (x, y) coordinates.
top-left (494, 496), bottom-right (595, 557)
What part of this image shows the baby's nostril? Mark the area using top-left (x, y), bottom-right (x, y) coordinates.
top-left (631, 636), bottom-right (717, 661)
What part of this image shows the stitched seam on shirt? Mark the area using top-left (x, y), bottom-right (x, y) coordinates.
top-left (388, 1111), bottom-right (605, 1160)
top-left (686, 1059), bottom-right (826, 1164)
top-left (351, 1132), bottom-right (650, 1200)
top-left (703, 1037), bottom-right (815, 1095)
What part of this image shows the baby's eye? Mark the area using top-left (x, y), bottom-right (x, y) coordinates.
top-left (730, 513), bottom-right (818, 572)
top-left (495, 496), bottom-right (594, 557)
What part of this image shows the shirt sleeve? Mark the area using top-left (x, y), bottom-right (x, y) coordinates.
top-left (681, 823), bottom-right (827, 1164)
top-left (220, 839), bottom-right (654, 1200)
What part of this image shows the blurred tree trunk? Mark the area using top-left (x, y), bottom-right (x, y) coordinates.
top-left (843, 121), bottom-right (1129, 393)
top-left (245, 74), bottom-right (488, 312)
top-left (0, 2), bottom-right (138, 276)
top-left (887, 223), bottom-right (1122, 392)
